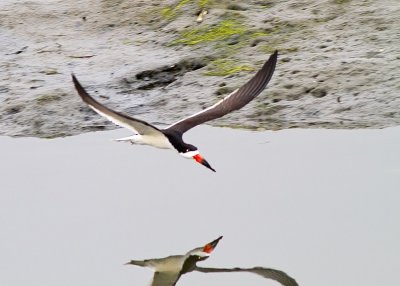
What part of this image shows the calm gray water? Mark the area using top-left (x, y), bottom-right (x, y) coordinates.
top-left (1, 126), bottom-right (399, 286)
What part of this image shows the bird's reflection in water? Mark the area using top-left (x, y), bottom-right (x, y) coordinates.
top-left (125, 236), bottom-right (298, 286)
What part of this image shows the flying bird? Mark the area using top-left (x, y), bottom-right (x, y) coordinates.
top-left (72, 51), bottom-right (278, 172)
top-left (125, 236), bottom-right (298, 286)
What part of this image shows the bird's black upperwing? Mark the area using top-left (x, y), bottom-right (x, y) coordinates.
top-left (164, 51), bottom-right (278, 134)
top-left (72, 74), bottom-right (161, 135)
top-left (194, 265), bottom-right (298, 286)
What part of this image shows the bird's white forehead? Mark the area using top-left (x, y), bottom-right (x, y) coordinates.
top-left (187, 248), bottom-right (210, 257)
top-left (180, 150), bottom-right (200, 159)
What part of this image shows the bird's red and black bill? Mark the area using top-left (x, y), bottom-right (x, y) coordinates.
top-left (203, 236), bottom-right (223, 253)
top-left (193, 154), bottom-right (216, 172)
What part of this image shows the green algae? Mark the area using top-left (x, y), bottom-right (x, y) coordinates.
top-left (198, 0), bottom-right (212, 8)
top-left (258, 44), bottom-right (299, 54)
top-left (173, 19), bottom-right (245, 45)
top-left (161, 0), bottom-right (191, 20)
top-left (161, 0), bottom-right (212, 20)
top-left (204, 58), bottom-right (254, 76)
top-left (249, 31), bottom-right (270, 38)
top-left (36, 93), bottom-right (63, 104)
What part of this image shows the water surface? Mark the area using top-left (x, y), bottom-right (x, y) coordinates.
top-left (1, 126), bottom-right (399, 286)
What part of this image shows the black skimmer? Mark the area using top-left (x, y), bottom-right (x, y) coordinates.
top-left (72, 51), bottom-right (278, 172)
top-left (125, 236), bottom-right (298, 286)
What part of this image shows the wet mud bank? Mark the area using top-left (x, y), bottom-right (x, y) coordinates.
top-left (0, 0), bottom-right (399, 138)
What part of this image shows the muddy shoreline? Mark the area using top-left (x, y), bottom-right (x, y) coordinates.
top-left (1, 0), bottom-right (399, 138)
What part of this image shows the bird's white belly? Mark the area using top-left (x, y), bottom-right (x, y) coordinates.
top-left (141, 134), bottom-right (174, 149)
top-left (115, 133), bottom-right (173, 149)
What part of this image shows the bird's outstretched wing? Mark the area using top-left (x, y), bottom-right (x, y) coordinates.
top-left (72, 74), bottom-right (161, 136)
top-left (194, 265), bottom-right (298, 286)
top-left (165, 51), bottom-right (278, 134)
top-left (151, 271), bottom-right (181, 286)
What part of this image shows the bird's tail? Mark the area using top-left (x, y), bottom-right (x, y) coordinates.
top-left (114, 136), bottom-right (136, 142)
top-left (124, 260), bottom-right (146, 267)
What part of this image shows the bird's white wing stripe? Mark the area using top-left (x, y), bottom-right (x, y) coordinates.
top-left (165, 88), bottom-right (239, 129)
top-left (88, 105), bottom-right (140, 134)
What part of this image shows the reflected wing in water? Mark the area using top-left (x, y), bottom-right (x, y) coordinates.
top-left (151, 271), bottom-right (181, 286)
top-left (194, 266), bottom-right (298, 286)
